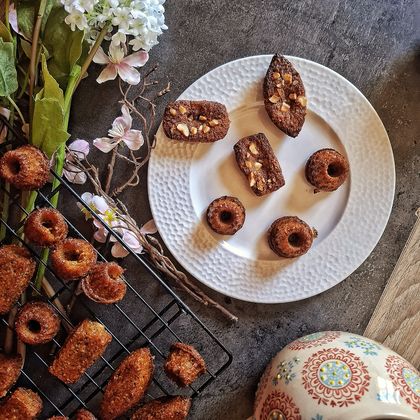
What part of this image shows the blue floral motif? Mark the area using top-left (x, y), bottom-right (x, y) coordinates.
top-left (344, 336), bottom-right (381, 355)
top-left (301, 332), bottom-right (324, 342)
top-left (402, 367), bottom-right (420, 396)
top-left (318, 360), bottom-right (352, 389)
top-left (311, 415), bottom-right (323, 420)
top-left (272, 356), bottom-right (300, 386)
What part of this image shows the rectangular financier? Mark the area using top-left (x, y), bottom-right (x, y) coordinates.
top-left (233, 133), bottom-right (285, 196)
top-left (49, 319), bottom-right (112, 384)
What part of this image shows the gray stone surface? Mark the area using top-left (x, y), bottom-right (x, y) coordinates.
top-left (67, 1), bottom-right (419, 419)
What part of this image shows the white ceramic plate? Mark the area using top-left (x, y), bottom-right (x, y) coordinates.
top-left (148, 55), bottom-right (395, 303)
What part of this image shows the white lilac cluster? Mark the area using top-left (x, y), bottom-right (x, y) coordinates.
top-left (60, 0), bottom-right (167, 51)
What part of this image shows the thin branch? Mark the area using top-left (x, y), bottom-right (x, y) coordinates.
top-left (105, 147), bottom-right (117, 194)
top-left (29, 0), bottom-right (47, 123)
top-left (66, 68), bottom-right (238, 322)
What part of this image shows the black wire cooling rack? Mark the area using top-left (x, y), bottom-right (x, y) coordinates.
top-left (0, 115), bottom-right (232, 418)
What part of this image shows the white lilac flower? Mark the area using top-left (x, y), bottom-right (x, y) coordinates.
top-left (93, 104), bottom-right (144, 152)
top-left (64, 11), bottom-right (88, 31)
top-left (61, 0), bottom-right (167, 52)
top-left (111, 31), bottom-right (126, 46)
top-left (93, 44), bottom-right (149, 85)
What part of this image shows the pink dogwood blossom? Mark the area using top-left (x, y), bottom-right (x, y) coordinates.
top-left (93, 44), bottom-right (148, 85)
top-left (79, 194), bottom-right (157, 259)
top-left (93, 105), bottom-right (144, 153)
top-left (63, 139), bottom-right (90, 184)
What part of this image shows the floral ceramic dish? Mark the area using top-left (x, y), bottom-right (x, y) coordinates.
top-left (254, 331), bottom-right (419, 419)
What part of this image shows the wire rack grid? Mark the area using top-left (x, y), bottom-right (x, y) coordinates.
top-left (0, 115), bottom-right (232, 418)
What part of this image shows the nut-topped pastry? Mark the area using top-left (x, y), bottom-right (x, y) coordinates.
top-left (233, 133), bottom-right (285, 196)
top-left (263, 54), bottom-right (307, 137)
top-left (163, 100), bottom-right (230, 142)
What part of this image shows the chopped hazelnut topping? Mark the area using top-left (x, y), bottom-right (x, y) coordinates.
top-left (249, 173), bottom-right (256, 187)
top-left (199, 115), bottom-right (207, 122)
top-left (280, 102), bottom-right (290, 112)
top-left (283, 73), bottom-right (292, 84)
top-left (272, 72), bottom-right (281, 79)
top-left (297, 96), bottom-right (307, 107)
top-left (169, 108), bottom-right (177, 116)
top-left (190, 126), bottom-right (198, 135)
top-left (209, 119), bottom-right (219, 127)
top-left (176, 123), bottom-right (189, 137)
top-left (249, 143), bottom-right (258, 155)
top-left (179, 105), bottom-right (187, 114)
top-left (198, 125), bottom-right (203, 132)
top-left (254, 162), bottom-right (262, 170)
top-left (269, 95), bottom-right (281, 104)
top-left (203, 125), bottom-right (210, 134)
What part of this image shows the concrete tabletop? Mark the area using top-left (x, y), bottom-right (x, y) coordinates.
top-left (68, 1), bottom-right (419, 418)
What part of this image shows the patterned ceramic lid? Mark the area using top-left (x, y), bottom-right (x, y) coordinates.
top-left (254, 331), bottom-right (419, 420)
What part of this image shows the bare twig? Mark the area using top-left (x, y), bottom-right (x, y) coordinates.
top-left (66, 67), bottom-right (238, 322)
top-left (105, 147), bottom-right (117, 194)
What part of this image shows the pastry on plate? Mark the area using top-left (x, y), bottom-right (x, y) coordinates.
top-left (163, 100), bottom-right (230, 142)
top-left (305, 148), bottom-right (349, 193)
top-left (263, 54), bottom-right (307, 137)
top-left (206, 196), bottom-right (245, 235)
top-left (268, 216), bottom-right (316, 258)
top-left (233, 133), bottom-right (285, 196)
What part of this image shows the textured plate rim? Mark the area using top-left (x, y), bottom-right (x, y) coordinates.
top-left (148, 55), bottom-right (395, 304)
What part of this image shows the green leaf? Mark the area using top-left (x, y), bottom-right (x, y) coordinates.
top-left (16, 1), bottom-right (35, 41)
top-left (20, 39), bottom-right (32, 59)
top-left (32, 98), bottom-right (70, 156)
top-left (0, 21), bottom-right (13, 42)
top-left (32, 55), bottom-right (69, 157)
top-left (17, 0), bottom-right (57, 41)
top-left (0, 39), bottom-right (18, 96)
top-left (40, 54), bottom-right (64, 107)
top-left (42, 7), bottom-right (86, 89)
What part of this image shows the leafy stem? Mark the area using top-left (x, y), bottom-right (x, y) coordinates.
top-left (33, 66), bottom-right (80, 290)
top-left (75, 25), bottom-right (109, 89)
top-left (29, 0), bottom-right (48, 126)
top-left (5, 0), bottom-right (10, 30)
top-left (6, 95), bottom-right (26, 125)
